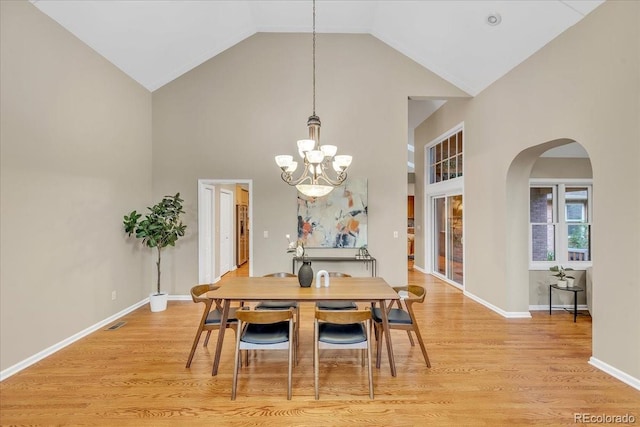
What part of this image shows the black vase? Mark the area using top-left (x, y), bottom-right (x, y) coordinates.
top-left (298, 261), bottom-right (313, 288)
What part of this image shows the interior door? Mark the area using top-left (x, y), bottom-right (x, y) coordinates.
top-left (199, 184), bottom-right (215, 283)
top-left (219, 190), bottom-right (233, 276)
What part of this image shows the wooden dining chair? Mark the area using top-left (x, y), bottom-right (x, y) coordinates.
top-left (314, 309), bottom-right (374, 399)
top-left (371, 284), bottom-right (431, 368)
top-left (186, 284), bottom-right (241, 368)
top-left (315, 272), bottom-right (358, 310)
top-left (232, 309), bottom-right (295, 400)
top-left (255, 272), bottom-right (300, 346)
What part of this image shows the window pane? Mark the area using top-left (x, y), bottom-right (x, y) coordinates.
top-left (450, 134), bottom-right (458, 156)
top-left (456, 155), bottom-right (463, 177)
top-left (442, 138), bottom-right (450, 160)
top-left (530, 187), bottom-right (553, 223)
top-left (567, 224), bottom-right (590, 261)
top-left (532, 224), bottom-right (555, 261)
top-left (566, 203), bottom-right (584, 222)
top-left (457, 131), bottom-right (463, 154)
top-left (435, 162), bottom-right (442, 182)
top-left (442, 158), bottom-right (450, 182)
top-left (565, 187), bottom-right (588, 222)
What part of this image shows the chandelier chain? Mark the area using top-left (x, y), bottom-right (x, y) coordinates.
top-left (312, 0), bottom-right (316, 116)
top-left (274, 0), bottom-right (352, 198)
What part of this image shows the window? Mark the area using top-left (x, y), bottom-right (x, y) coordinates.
top-left (428, 130), bottom-right (463, 184)
top-left (529, 182), bottom-right (592, 268)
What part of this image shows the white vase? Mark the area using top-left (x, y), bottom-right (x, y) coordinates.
top-left (149, 292), bottom-right (168, 312)
top-left (557, 279), bottom-right (568, 288)
top-left (566, 277), bottom-right (575, 287)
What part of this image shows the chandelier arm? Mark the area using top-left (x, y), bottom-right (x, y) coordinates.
top-left (315, 168), bottom-right (348, 186)
top-left (282, 163), bottom-right (314, 186)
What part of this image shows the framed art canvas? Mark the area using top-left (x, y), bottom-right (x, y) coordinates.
top-left (297, 178), bottom-right (367, 248)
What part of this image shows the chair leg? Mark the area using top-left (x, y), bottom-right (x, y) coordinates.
top-left (203, 330), bottom-right (212, 347)
top-left (231, 328), bottom-right (242, 400)
top-left (185, 328), bottom-right (203, 368)
top-left (406, 330), bottom-right (415, 346)
top-left (314, 320), bottom-right (320, 400)
top-left (295, 307), bottom-right (300, 348)
top-left (375, 322), bottom-right (383, 369)
top-left (287, 320), bottom-right (293, 400)
top-left (412, 326), bottom-right (431, 368)
top-left (366, 320), bottom-right (374, 399)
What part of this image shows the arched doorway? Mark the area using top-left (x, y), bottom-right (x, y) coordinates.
top-left (506, 139), bottom-right (592, 314)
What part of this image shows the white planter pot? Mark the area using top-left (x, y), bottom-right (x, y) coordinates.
top-left (566, 277), bottom-right (575, 287)
top-left (556, 279), bottom-right (568, 288)
top-left (149, 292), bottom-right (168, 312)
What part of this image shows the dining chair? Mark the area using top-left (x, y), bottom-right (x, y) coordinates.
top-left (315, 272), bottom-right (358, 310)
top-left (255, 272), bottom-right (300, 346)
top-left (232, 309), bottom-right (295, 400)
top-left (371, 284), bottom-right (431, 368)
top-left (186, 284), bottom-right (241, 368)
top-left (314, 309), bottom-right (374, 399)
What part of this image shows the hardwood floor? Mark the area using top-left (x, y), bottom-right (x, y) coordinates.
top-left (1, 262), bottom-right (638, 426)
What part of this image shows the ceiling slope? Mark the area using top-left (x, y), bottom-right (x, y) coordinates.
top-left (31, 0), bottom-right (603, 94)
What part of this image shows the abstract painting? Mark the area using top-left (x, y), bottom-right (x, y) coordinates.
top-left (297, 178), bottom-right (367, 248)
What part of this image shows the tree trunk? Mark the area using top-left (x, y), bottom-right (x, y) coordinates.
top-left (156, 247), bottom-right (162, 294)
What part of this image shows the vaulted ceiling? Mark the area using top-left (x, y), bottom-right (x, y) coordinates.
top-left (31, 0), bottom-right (604, 95)
top-left (30, 0), bottom-right (601, 172)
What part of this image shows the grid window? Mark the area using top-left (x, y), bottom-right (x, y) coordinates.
top-left (429, 130), bottom-right (463, 184)
top-left (529, 183), bottom-right (592, 267)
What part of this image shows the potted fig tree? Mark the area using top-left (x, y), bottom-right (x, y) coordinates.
top-left (123, 193), bottom-right (187, 312)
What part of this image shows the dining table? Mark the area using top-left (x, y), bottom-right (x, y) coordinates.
top-left (206, 276), bottom-right (400, 377)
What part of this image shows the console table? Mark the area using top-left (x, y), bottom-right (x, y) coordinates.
top-left (549, 284), bottom-right (584, 322)
top-left (292, 256), bottom-right (376, 277)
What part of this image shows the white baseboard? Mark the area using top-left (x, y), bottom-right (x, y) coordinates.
top-left (0, 297), bottom-right (150, 381)
top-left (589, 357), bottom-right (640, 391)
top-left (464, 290), bottom-right (532, 318)
top-left (413, 265), bottom-right (427, 274)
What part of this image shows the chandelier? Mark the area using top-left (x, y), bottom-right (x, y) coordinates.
top-left (274, 0), bottom-right (352, 198)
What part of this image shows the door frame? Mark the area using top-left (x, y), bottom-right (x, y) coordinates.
top-left (427, 192), bottom-right (464, 289)
top-left (219, 189), bottom-right (234, 277)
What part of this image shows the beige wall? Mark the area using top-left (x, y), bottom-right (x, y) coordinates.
top-left (2, 0), bottom-right (637, 386)
top-left (0, 1), bottom-right (152, 370)
top-left (415, 1), bottom-right (639, 378)
top-left (151, 32), bottom-right (467, 292)
top-left (530, 157), bottom-right (592, 179)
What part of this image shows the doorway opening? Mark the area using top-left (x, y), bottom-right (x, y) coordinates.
top-left (432, 194), bottom-right (463, 286)
top-left (198, 179), bottom-right (253, 282)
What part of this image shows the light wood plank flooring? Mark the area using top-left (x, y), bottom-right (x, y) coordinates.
top-left (1, 263), bottom-right (638, 426)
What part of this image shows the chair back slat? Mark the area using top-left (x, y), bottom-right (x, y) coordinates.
top-left (315, 309), bottom-right (370, 324)
top-left (191, 284), bottom-right (218, 303)
top-left (263, 272), bottom-right (296, 278)
top-left (236, 309), bottom-right (293, 324)
top-left (327, 272), bottom-right (351, 277)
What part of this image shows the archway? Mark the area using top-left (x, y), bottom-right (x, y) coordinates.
top-left (505, 138), bottom-right (592, 313)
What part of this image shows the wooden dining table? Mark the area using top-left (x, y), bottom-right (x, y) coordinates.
top-left (206, 276), bottom-right (400, 377)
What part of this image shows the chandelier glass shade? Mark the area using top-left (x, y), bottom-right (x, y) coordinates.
top-left (274, 0), bottom-right (352, 198)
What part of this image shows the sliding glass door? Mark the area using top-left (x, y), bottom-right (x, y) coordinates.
top-left (432, 194), bottom-right (463, 286)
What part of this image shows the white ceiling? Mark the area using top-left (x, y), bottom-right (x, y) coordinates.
top-left (31, 0), bottom-right (604, 95)
top-left (31, 0), bottom-right (601, 173)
